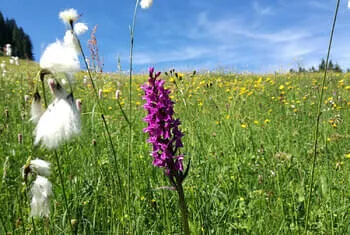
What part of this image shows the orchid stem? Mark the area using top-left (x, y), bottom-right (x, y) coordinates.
top-left (176, 180), bottom-right (190, 235)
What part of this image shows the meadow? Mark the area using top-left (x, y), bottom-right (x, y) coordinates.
top-left (0, 54), bottom-right (349, 234)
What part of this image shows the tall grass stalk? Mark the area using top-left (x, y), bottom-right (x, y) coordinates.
top-left (23, 184), bottom-right (37, 235)
top-left (127, 0), bottom-right (140, 230)
top-left (101, 114), bottom-right (123, 194)
top-left (39, 70), bottom-right (48, 107)
top-left (53, 150), bottom-right (73, 232)
top-left (73, 27), bottom-right (124, 202)
top-left (304, 0), bottom-right (340, 231)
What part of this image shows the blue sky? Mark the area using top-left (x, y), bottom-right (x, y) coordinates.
top-left (2, 0), bottom-right (350, 73)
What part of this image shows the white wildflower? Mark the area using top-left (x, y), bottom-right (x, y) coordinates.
top-left (14, 56), bottom-right (19, 66)
top-left (2, 156), bottom-right (9, 182)
top-left (76, 99), bottom-right (82, 112)
top-left (59, 8), bottom-right (79, 25)
top-left (115, 90), bottom-right (121, 100)
top-left (30, 92), bottom-right (44, 124)
top-left (0, 61), bottom-right (5, 70)
top-left (34, 89), bottom-right (81, 149)
top-left (30, 175), bottom-right (52, 217)
top-left (83, 76), bottom-right (87, 85)
top-left (5, 44), bottom-right (12, 56)
top-left (30, 159), bottom-right (51, 177)
top-left (140, 0), bottom-right (153, 9)
top-left (61, 78), bottom-right (67, 85)
top-left (24, 95), bottom-right (29, 102)
top-left (74, 22), bottom-right (88, 35)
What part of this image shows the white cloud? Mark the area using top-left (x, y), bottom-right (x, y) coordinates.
top-left (107, 1), bottom-right (349, 73)
top-left (253, 2), bottom-right (273, 15)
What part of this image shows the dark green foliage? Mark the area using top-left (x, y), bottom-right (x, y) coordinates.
top-left (291, 59), bottom-right (344, 74)
top-left (0, 11), bottom-right (34, 60)
top-left (318, 58), bottom-right (342, 73)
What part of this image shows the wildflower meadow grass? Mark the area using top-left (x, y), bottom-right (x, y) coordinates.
top-left (1, 56), bottom-right (350, 234)
top-left (1, 1), bottom-right (350, 234)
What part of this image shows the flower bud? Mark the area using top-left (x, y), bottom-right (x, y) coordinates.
top-left (18, 133), bottom-right (23, 144)
top-left (115, 90), bottom-right (121, 100)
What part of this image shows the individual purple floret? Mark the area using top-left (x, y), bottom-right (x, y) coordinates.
top-left (142, 67), bottom-right (184, 176)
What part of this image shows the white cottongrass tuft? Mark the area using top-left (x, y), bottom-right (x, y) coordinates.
top-left (30, 175), bottom-right (52, 217)
top-left (34, 89), bottom-right (81, 149)
top-left (140, 0), bottom-right (153, 9)
top-left (30, 92), bottom-right (44, 124)
top-left (59, 8), bottom-right (79, 25)
top-left (29, 159), bottom-right (51, 177)
top-left (63, 30), bottom-right (81, 54)
top-left (74, 22), bottom-right (88, 35)
top-left (39, 32), bottom-right (81, 75)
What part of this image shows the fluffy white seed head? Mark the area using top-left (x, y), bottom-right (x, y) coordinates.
top-left (40, 36), bottom-right (80, 75)
top-left (30, 175), bottom-right (52, 217)
top-left (140, 0), bottom-right (153, 9)
top-left (59, 8), bottom-right (79, 25)
top-left (34, 93), bottom-right (81, 149)
top-left (74, 22), bottom-right (88, 35)
top-left (63, 30), bottom-right (81, 54)
top-left (30, 92), bottom-right (44, 124)
top-left (30, 159), bottom-right (51, 177)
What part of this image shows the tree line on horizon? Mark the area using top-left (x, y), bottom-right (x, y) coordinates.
top-left (0, 11), bottom-right (34, 60)
top-left (290, 58), bottom-right (347, 74)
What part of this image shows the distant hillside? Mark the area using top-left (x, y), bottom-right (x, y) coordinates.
top-left (0, 11), bottom-right (34, 60)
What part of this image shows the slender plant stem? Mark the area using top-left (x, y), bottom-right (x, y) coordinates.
top-left (304, 0), bottom-right (340, 232)
top-left (54, 150), bottom-right (73, 232)
top-left (24, 185), bottom-right (37, 235)
top-left (101, 114), bottom-right (123, 194)
top-left (176, 181), bottom-right (190, 235)
top-left (39, 73), bottom-right (48, 108)
top-left (117, 100), bottom-right (130, 125)
top-left (127, 0), bottom-right (139, 231)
